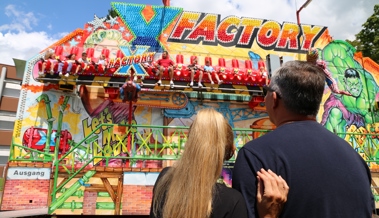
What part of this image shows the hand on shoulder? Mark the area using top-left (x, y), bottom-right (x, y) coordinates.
top-left (256, 169), bottom-right (289, 218)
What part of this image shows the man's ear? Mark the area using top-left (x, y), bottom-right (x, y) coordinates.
top-left (272, 92), bottom-right (279, 108)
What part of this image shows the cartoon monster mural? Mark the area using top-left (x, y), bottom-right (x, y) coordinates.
top-left (319, 40), bottom-right (379, 162)
top-left (321, 41), bottom-right (379, 136)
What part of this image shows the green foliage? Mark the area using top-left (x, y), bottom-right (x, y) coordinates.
top-left (345, 39), bottom-right (363, 51)
top-left (355, 5), bottom-right (379, 63)
top-left (107, 8), bottom-right (118, 19)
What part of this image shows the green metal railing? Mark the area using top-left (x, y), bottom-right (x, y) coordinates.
top-left (336, 131), bottom-right (379, 164)
top-left (9, 143), bottom-right (54, 162)
top-left (9, 123), bottom-right (379, 214)
top-left (9, 124), bottom-right (270, 164)
top-left (10, 124), bottom-right (379, 165)
top-left (56, 201), bottom-right (123, 211)
top-left (45, 123), bottom-right (270, 213)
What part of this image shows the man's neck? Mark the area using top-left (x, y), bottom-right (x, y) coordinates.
top-left (275, 113), bottom-right (316, 127)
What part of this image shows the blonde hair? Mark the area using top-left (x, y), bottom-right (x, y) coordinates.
top-left (84, 29), bottom-right (129, 48)
top-left (153, 108), bottom-right (234, 218)
top-left (44, 50), bottom-right (55, 60)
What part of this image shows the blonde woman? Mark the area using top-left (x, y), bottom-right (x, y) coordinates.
top-left (39, 50), bottom-right (56, 76)
top-left (150, 108), bottom-right (288, 218)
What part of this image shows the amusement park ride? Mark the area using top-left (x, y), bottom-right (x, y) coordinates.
top-left (3, 0), bottom-right (379, 217)
top-left (37, 44), bottom-right (268, 92)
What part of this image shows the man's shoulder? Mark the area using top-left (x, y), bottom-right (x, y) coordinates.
top-left (244, 128), bottom-right (281, 144)
top-left (238, 135), bottom-right (276, 156)
top-left (242, 122), bottom-right (322, 150)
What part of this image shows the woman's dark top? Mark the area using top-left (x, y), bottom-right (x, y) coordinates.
top-left (150, 167), bottom-right (248, 218)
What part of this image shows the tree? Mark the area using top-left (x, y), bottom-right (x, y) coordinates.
top-left (107, 8), bottom-right (118, 19)
top-left (345, 39), bottom-right (363, 52)
top-left (355, 4), bottom-right (379, 63)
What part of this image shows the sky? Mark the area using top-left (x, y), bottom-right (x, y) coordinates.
top-left (0, 0), bottom-right (377, 66)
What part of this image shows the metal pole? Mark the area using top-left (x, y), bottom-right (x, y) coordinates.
top-left (0, 67), bottom-right (6, 98)
top-left (36, 94), bottom-right (54, 161)
top-left (162, 0), bottom-right (170, 7)
top-left (296, 10), bottom-right (301, 25)
top-left (36, 78), bottom-right (263, 93)
top-left (49, 170), bottom-right (96, 213)
top-left (127, 71), bottom-right (134, 165)
top-left (296, 0), bottom-right (313, 60)
top-left (296, 0), bottom-right (313, 25)
top-left (127, 101), bottom-right (132, 157)
top-left (51, 95), bottom-right (71, 203)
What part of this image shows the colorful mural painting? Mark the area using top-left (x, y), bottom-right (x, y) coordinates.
top-left (2, 1), bottom-right (379, 216)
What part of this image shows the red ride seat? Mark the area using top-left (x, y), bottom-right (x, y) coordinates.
top-left (204, 56), bottom-right (217, 81)
top-left (256, 59), bottom-right (267, 86)
top-left (216, 57), bottom-right (229, 81)
top-left (92, 48), bottom-right (110, 75)
top-left (229, 58), bottom-right (242, 81)
top-left (175, 54), bottom-right (187, 77)
top-left (205, 56), bottom-right (212, 66)
top-left (190, 55), bottom-right (199, 79)
top-left (80, 48), bottom-right (95, 75)
top-left (55, 45), bottom-right (65, 60)
top-left (70, 46), bottom-right (79, 56)
top-left (244, 59), bottom-right (257, 83)
top-left (102, 48), bottom-right (110, 59)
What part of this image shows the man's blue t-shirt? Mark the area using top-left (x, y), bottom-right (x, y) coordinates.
top-left (233, 120), bottom-right (374, 218)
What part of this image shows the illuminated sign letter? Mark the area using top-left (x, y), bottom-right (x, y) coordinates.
top-left (185, 13), bottom-right (219, 45)
top-left (169, 12), bottom-right (202, 41)
top-left (257, 20), bottom-right (281, 50)
top-left (217, 16), bottom-right (240, 47)
top-left (276, 22), bottom-right (300, 51)
top-left (236, 18), bottom-right (263, 48)
top-left (301, 25), bottom-right (326, 51)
